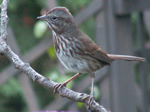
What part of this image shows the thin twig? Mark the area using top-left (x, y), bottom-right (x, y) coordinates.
top-left (0, 0), bottom-right (108, 111)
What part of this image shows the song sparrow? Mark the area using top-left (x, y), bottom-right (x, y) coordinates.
top-left (37, 7), bottom-right (145, 107)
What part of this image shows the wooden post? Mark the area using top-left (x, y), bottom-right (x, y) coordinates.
top-left (137, 13), bottom-right (148, 112)
top-left (95, 11), bottom-right (111, 109)
top-left (104, 0), bottom-right (136, 112)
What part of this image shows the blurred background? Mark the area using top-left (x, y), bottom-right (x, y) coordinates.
top-left (0, 0), bottom-right (150, 112)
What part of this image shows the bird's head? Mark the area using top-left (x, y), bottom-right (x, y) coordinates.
top-left (37, 7), bottom-right (76, 34)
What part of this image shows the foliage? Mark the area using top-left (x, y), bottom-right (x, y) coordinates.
top-left (7, 0), bottom-right (43, 54)
top-left (0, 78), bottom-right (26, 112)
top-left (47, 46), bottom-right (56, 60)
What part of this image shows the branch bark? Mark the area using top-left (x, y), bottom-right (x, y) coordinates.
top-left (0, 0), bottom-right (108, 111)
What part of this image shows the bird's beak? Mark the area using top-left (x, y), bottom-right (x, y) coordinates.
top-left (37, 15), bottom-right (47, 21)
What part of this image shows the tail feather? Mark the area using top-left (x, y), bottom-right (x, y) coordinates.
top-left (107, 54), bottom-right (146, 62)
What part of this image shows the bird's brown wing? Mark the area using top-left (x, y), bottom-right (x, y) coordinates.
top-left (90, 48), bottom-right (112, 65)
top-left (78, 33), bottom-right (112, 65)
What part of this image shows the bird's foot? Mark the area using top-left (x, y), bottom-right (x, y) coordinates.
top-left (88, 94), bottom-right (94, 106)
top-left (54, 82), bottom-right (67, 93)
top-left (83, 94), bottom-right (94, 110)
top-left (87, 94), bottom-right (94, 110)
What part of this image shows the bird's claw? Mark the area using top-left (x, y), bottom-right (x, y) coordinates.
top-left (87, 94), bottom-right (94, 110)
top-left (83, 94), bottom-right (94, 110)
top-left (54, 83), bottom-right (66, 93)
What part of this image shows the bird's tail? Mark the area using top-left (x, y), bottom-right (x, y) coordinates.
top-left (107, 54), bottom-right (146, 62)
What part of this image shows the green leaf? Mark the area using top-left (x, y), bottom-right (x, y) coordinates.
top-left (33, 20), bottom-right (47, 38)
top-left (94, 86), bottom-right (101, 100)
top-left (77, 102), bottom-right (84, 109)
top-left (48, 71), bottom-right (59, 81)
top-left (47, 46), bottom-right (56, 59)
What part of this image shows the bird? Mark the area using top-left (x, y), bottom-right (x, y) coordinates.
top-left (37, 7), bottom-right (145, 107)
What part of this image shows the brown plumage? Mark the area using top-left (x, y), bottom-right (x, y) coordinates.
top-left (37, 7), bottom-right (145, 108)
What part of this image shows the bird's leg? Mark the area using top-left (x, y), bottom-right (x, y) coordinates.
top-left (54, 73), bottom-right (81, 93)
top-left (83, 73), bottom-right (95, 110)
top-left (88, 74), bottom-right (95, 108)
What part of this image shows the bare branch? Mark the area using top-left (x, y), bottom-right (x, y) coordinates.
top-left (1, 0), bottom-right (8, 40)
top-left (0, 0), bottom-right (108, 111)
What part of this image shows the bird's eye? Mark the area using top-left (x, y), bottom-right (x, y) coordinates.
top-left (52, 16), bottom-right (57, 21)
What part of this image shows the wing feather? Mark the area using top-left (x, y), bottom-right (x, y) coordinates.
top-left (77, 33), bottom-right (112, 65)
